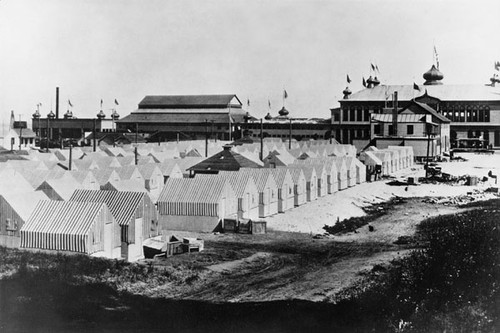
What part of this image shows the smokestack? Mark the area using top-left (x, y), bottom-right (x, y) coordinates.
top-left (55, 87), bottom-right (59, 119)
top-left (392, 91), bottom-right (398, 136)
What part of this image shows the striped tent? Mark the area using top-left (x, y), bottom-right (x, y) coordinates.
top-left (270, 168), bottom-right (294, 213)
top-left (216, 171), bottom-right (259, 220)
top-left (287, 165), bottom-right (317, 202)
top-left (21, 200), bottom-right (119, 257)
top-left (331, 156), bottom-right (349, 190)
top-left (157, 177), bottom-right (237, 232)
top-left (344, 157), bottom-right (358, 187)
top-left (70, 189), bottom-right (158, 261)
top-left (287, 168), bottom-right (307, 207)
top-left (239, 168), bottom-right (279, 218)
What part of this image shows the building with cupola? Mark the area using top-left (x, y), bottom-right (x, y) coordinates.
top-left (332, 64), bottom-right (500, 152)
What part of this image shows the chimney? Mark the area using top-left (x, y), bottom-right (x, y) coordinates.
top-left (392, 91), bottom-right (398, 136)
top-left (55, 87), bottom-right (60, 119)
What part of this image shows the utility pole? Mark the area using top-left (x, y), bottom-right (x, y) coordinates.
top-left (205, 119), bottom-right (208, 157)
top-left (260, 118), bottom-right (263, 160)
top-left (288, 118), bottom-right (292, 150)
top-left (69, 143), bottom-right (72, 171)
top-left (93, 118), bottom-right (97, 152)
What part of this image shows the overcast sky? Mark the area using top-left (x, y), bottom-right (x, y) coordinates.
top-left (1, 0), bottom-right (499, 128)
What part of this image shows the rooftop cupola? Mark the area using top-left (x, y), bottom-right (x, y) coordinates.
top-left (64, 110), bottom-right (73, 119)
top-left (423, 64), bottom-right (444, 85)
top-left (264, 112), bottom-right (273, 120)
top-left (367, 76), bottom-right (375, 88)
top-left (278, 106), bottom-right (289, 117)
top-left (96, 110), bottom-right (106, 119)
top-left (32, 110), bottom-right (41, 119)
top-left (111, 110), bottom-right (120, 120)
top-left (342, 87), bottom-right (352, 99)
top-left (372, 76), bottom-right (380, 86)
top-left (47, 110), bottom-right (55, 119)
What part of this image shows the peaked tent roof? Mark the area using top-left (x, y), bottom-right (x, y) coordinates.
top-left (70, 189), bottom-right (147, 226)
top-left (188, 146), bottom-right (262, 172)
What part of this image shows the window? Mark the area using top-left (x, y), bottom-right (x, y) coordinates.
top-left (342, 108), bottom-right (348, 121)
top-left (356, 109), bottom-right (362, 122)
top-left (333, 113), bottom-right (339, 122)
top-left (374, 125), bottom-right (381, 135)
top-left (407, 125), bottom-right (414, 135)
top-left (388, 125), bottom-right (394, 135)
top-left (364, 109), bottom-right (370, 121)
top-left (349, 108), bottom-right (355, 122)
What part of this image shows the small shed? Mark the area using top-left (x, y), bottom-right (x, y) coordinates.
top-left (20, 200), bottom-right (120, 258)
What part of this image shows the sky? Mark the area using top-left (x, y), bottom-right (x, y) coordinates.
top-left (1, 0), bottom-right (500, 131)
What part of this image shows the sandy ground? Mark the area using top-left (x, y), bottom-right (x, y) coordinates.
top-left (266, 154), bottom-right (499, 234)
top-left (139, 153), bottom-right (499, 303)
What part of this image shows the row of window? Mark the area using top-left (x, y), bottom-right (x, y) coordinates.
top-left (442, 110), bottom-right (490, 122)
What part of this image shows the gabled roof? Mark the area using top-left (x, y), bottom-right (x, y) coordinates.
top-left (22, 200), bottom-right (107, 235)
top-left (137, 163), bottom-right (163, 179)
top-left (217, 170), bottom-right (258, 197)
top-left (118, 112), bottom-right (245, 124)
top-left (70, 189), bottom-right (147, 226)
top-left (188, 146), bottom-right (262, 172)
top-left (138, 94), bottom-right (242, 109)
top-left (158, 177), bottom-right (229, 204)
top-left (13, 128), bottom-right (36, 138)
top-left (270, 168), bottom-right (293, 188)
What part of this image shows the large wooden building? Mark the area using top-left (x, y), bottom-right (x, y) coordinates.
top-left (332, 65), bottom-right (500, 149)
top-left (116, 94), bottom-right (247, 141)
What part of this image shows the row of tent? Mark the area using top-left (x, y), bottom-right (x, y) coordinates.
top-left (0, 140), bottom-right (414, 260)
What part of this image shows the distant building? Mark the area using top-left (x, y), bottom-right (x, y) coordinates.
top-left (116, 94), bottom-right (246, 141)
top-left (333, 65), bottom-right (500, 149)
top-left (2, 111), bottom-right (36, 150)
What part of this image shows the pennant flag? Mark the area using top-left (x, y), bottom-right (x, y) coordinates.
top-left (371, 63), bottom-right (376, 71)
top-left (283, 90), bottom-right (288, 99)
top-left (375, 64), bottom-right (380, 73)
top-left (114, 99), bottom-right (119, 105)
top-left (413, 82), bottom-right (421, 91)
top-left (362, 77), bottom-right (367, 88)
top-left (100, 99), bottom-right (103, 107)
top-left (347, 74), bottom-right (351, 84)
top-left (434, 46), bottom-right (440, 69)
top-left (268, 99), bottom-right (271, 109)
top-left (247, 98), bottom-right (250, 107)
top-left (68, 99), bottom-right (73, 107)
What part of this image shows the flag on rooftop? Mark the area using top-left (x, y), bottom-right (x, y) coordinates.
top-left (371, 63), bottom-right (376, 71)
top-left (68, 100), bottom-right (73, 107)
top-left (247, 98), bottom-right (250, 107)
top-left (362, 77), bottom-right (367, 88)
top-left (268, 99), bottom-right (271, 109)
top-left (434, 46), bottom-right (440, 69)
top-left (413, 82), bottom-right (421, 91)
top-left (114, 99), bottom-right (119, 105)
top-left (375, 64), bottom-right (380, 73)
top-left (283, 90), bottom-right (288, 99)
top-left (495, 61), bottom-right (500, 71)
top-left (100, 99), bottom-right (103, 108)
top-left (347, 74), bottom-right (351, 84)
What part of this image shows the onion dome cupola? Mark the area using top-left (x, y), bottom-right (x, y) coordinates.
top-left (278, 106), bottom-right (289, 117)
top-left (264, 112), bottom-right (273, 120)
top-left (423, 65), bottom-right (444, 85)
top-left (96, 110), bottom-right (106, 119)
top-left (243, 111), bottom-right (252, 122)
top-left (372, 76), bottom-right (380, 86)
top-left (111, 110), bottom-right (120, 120)
top-left (367, 76), bottom-right (375, 88)
top-left (47, 110), bottom-right (56, 119)
top-left (64, 110), bottom-right (73, 119)
top-left (32, 110), bottom-right (41, 119)
top-left (342, 87), bottom-right (352, 99)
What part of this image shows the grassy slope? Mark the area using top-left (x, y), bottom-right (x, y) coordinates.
top-left (1, 198), bottom-right (499, 332)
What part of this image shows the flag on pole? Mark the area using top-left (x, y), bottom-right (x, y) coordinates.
top-left (434, 46), bottom-right (439, 69)
top-left (268, 99), bottom-right (271, 109)
top-left (413, 82), bottom-right (421, 91)
top-left (375, 64), bottom-right (380, 73)
top-left (495, 61), bottom-right (500, 71)
top-left (100, 99), bottom-right (103, 108)
top-left (362, 77), bottom-right (367, 88)
top-left (68, 99), bottom-right (73, 107)
top-left (371, 63), bottom-right (376, 71)
top-left (247, 98), bottom-right (250, 107)
top-left (347, 74), bottom-right (351, 84)
top-left (114, 99), bottom-right (119, 105)
top-left (283, 90), bottom-right (288, 99)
